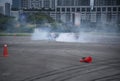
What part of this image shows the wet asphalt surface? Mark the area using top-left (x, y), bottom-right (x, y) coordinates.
top-left (0, 36), bottom-right (120, 81)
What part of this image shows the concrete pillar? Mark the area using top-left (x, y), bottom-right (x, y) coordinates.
top-left (74, 13), bottom-right (81, 26)
top-left (42, 0), bottom-right (44, 8)
top-left (90, 12), bottom-right (96, 22)
top-left (70, 13), bottom-right (73, 23)
top-left (101, 13), bottom-right (106, 23)
top-left (61, 13), bottom-right (66, 23)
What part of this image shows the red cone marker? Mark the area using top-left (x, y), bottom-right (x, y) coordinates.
top-left (84, 56), bottom-right (92, 63)
top-left (80, 56), bottom-right (92, 63)
top-left (3, 44), bottom-right (8, 57)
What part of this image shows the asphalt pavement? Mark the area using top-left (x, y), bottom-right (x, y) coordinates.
top-left (0, 36), bottom-right (120, 81)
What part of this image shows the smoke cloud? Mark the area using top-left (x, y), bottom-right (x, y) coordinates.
top-left (32, 28), bottom-right (51, 40)
top-left (31, 13), bottom-right (120, 43)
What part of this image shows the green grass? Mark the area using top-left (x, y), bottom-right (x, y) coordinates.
top-left (0, 33), bottom-right (31, 36)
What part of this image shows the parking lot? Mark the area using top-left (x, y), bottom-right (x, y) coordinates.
top-left (0, 36), bottom-right (120, 81)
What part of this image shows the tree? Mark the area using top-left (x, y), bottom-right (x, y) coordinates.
top-left (0, 14), bottom-right (15, 32)
top-left (27, 12), bottom-right (55, 24)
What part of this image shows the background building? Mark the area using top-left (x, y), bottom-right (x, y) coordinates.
top-left (29, 0), bottom-right (55, 9)
top-left (12, 0), bottom-right (120, 26)
top-left (12, 0), bottom-right (21, 10)
top-left (21, 0), bottom-right (29, 9)
top-left (11, 11), bottom-right (19, 20)
top-left (5, 3), bottom-right (10, 16)
top-left (0, 5), bottom-right (4, 14)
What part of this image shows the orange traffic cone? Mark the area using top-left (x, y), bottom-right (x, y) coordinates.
top-left (14, 34), bottom-right (16, 37)
top-left (3, 44), bottom-right (8, 57)
top-left (80, 56), bottom-right (92, 63)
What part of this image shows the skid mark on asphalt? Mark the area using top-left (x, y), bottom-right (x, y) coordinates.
top-left (20, 58), bottom-right (120, 81)
top-left (91, 73), bottom-right (120, 81)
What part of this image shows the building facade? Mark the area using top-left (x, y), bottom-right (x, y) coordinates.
top-left (54, 0), bottom-right (120, 26)
top-left (12, 0), bottom-right (21, 9)
top-left (12, 0), bottom-right (120, 26)
top-left (5, 3), bottom-right (11, 16)
top-left (0, 5), bottom-right (4, 15)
